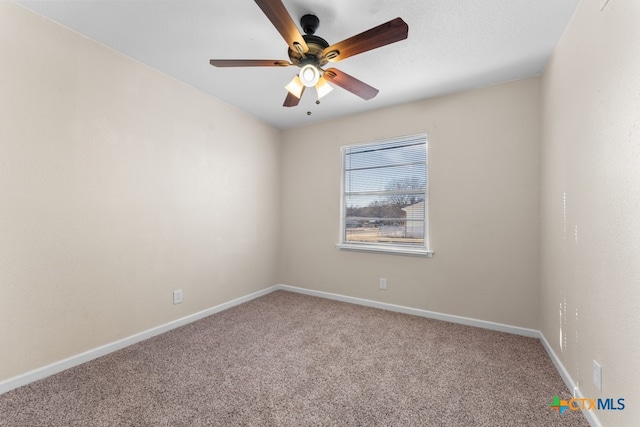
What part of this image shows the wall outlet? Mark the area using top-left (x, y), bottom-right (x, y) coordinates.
top-left (173, 289), bottom-right (183, 305)
top-left (379, 278), bottom-right (387, 290)
top-left (592, 360), bottom-right (602, 391)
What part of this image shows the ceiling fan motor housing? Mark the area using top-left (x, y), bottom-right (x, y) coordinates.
top-left (288, 34), bottom-right (330, 68)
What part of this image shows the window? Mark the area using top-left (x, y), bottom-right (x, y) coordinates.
top-left (337, 133), bottom-right (432, 256)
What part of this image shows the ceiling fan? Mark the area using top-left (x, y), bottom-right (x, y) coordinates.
top-left (209, 0), bottom-right (409, 107)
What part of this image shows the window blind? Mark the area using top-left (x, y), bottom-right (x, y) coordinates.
top-left (342, 134), bottom-right (427, 247)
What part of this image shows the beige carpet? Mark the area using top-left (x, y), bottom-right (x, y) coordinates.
top-left (0, 290), bottom-right (588, 426)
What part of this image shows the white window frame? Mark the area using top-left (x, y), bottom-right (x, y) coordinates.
top-left (336, 133), bottom-right (433, 257)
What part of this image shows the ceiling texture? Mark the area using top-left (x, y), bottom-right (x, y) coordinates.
top-left (16, 0), bottom-right (580, 130)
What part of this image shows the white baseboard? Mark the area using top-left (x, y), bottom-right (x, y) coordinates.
top-left (274, 284), bottom-right (540, 338)
top-left (539, 333), bottom-right (601, 427)
top-left (1, 282), bottom-right (596, 427)
top-left (0, 285), bottom-right (278, 395)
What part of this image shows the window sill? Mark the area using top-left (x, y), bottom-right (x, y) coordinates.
top-left (336, 243), bottom-right (433, 257)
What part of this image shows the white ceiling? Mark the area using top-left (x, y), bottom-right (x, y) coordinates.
top-left (16, 0), bottom-right (579, 130)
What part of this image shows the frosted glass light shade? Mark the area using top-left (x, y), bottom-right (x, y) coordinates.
top-left (285, 75), bottom-right (304, 98)
top-left (315, 77), bottom-right (333, 99)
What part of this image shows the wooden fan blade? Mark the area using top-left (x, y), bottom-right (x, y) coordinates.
top-left (323, 68), bottom-right (379, 100)
top-left (210, 59), bottom-right (291, 67)
top-left (254, 0), bottom-right (308, 54)
top-left (283, 87), bottom-right (305, 107)
top-left (322, 18), bottom-right (408, 62)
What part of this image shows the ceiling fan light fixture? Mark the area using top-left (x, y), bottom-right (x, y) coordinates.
top-left (299, 64), bottom-right (320, 87)
top-left (285, 75), bottom-right (304, 98)
top-left (315, 77), bottom-right (333, 99)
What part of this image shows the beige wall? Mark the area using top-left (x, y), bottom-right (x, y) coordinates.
top-left (540, 0), bottom-right (640, 425)
top-left (280, 77), bottom-right (541, 329)
top-left (0, 2), bottom-right (281, 381)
